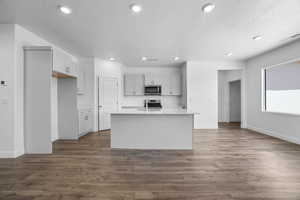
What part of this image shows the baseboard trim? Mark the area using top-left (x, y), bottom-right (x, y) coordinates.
top-left (14, 150), bottom-right (24, 158)
top-left (0, 151), bottom-right (15, 158)
top-left (247, 125), bottom-right (300, 145)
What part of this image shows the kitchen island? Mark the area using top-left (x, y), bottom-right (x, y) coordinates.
top-left (111, 110), bottom-right (194, 150)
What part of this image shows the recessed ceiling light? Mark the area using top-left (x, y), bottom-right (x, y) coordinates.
top-left (226, 52), bottom-right (233, 57)
top-left (130, 4), bottom-right (142, 13)
top-left (202, 3), bottom-right (215, 13)
top-left (58, 5), bottom-right (72, 14)
top-left (109, 57), bottom-right (115, 61)
top-left (142, 57), bottom-right (147, 61)
top-left (174, 57), bottom-right (180, 61)
top-left (252, 35), bottom-right (262, 41)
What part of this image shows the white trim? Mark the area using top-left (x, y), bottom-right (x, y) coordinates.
top-left (264, 57), bottom-right (300, 70)
top-left (0, 151), bottom-right (16, 158)
top-left (262, 110), bottom-right (300, 117)
top-left (247, 124), bottom-right (300, 145)
top-left (261, 68), bottom-right (266, 112)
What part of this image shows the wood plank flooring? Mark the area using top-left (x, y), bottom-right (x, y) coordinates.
top-left (1, 127), bottom-right (300, 200)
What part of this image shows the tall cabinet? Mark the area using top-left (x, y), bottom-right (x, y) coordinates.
top-left (24, 47), bottom-right (52, 154)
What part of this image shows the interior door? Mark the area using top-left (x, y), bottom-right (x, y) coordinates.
top-left (98, 77), bottom-right (119, 131)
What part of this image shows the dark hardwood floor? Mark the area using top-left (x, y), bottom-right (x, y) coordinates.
top-left (218, 122), bottom-right (241, 128)
top-left (1, 127), bottom-right (300, 200)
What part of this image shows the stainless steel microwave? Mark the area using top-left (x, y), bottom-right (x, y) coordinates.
top-left (144, 85), bottom-right (161, 95)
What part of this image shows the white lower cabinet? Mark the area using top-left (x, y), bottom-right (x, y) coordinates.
top-left (78, 109), bottom-right (93, 137)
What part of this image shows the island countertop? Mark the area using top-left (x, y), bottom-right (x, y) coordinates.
top-left (111, 109), bottom-right (194, 115)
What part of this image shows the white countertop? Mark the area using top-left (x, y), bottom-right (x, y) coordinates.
top-left (111, 109), bottom-right (194, 115)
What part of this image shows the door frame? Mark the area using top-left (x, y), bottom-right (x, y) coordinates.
top-left (98, 76), bottom-right (119, 131)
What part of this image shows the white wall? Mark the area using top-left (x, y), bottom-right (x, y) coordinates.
top-left (186, 61), bottom-right (244, 129)
top-left (245, 39), bottom-right (300, 144)
top-left (218, 70), bottom-right (242, 123)
top-left (122, 65), bottom-right (184, 109)
top-left (0, 24), bottom-right (15, 157)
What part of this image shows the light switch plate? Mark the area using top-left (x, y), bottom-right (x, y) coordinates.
top-left (0, 80), bottom-right (7, 87)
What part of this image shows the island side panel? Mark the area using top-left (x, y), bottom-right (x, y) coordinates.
top-left (111, 114), bottom-right (193, 150)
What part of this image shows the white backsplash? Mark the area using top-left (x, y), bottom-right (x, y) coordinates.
top-left (122, 95), bottom-right (182, 109)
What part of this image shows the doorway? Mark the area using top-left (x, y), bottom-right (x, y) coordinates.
top-left (229, 80), bottom-right (241, 123)
top-left (218, 70), bottom-right (243, 128)
top-left (98, 77), bottom-right (119, 131)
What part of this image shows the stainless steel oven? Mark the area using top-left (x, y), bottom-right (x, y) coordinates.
top-left (144, 85), bottom-right (161, 96)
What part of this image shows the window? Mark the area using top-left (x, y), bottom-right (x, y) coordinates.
top-left (262, 60), bottom-right (300, 115)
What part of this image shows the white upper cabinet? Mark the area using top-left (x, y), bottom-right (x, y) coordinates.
top-left (124, 74), bottom-right (145, 96)
top-left (124, 72), bottom-right (182, 96)
top-left (77, 69), bottom-right (85, 94)
top-left (145, 73), bottom-right (163, 85)
top-left (53, 48), bottom-right (78, 77)
top-left (161, 73), bottom-right (182, 96)
top-left (170, 72), bottom-right (182, 95)
top-left (52, 48), bottom-right (65, 73)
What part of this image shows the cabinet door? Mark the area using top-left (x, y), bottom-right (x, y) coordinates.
top-left (161, 73), bottom-right (182, 96)
top-left (53, 48), bottom-right (65, 73)
top-left (170, 73), bottom-right (182, 95)
top-left (67, 59), bottom-right (78, 77)
top-left (124, 74), bottom-right (135, 95)
top-left (77, 70), bottom-right (85, 94)
top-left (124, 74), bottom-right (144, 95)
top-left (161, 76), bottom-right (171, 95)
top-left (64, 55), bottom-right (77, 77)
top-left (145, 73), bottom-right (163, 85)
top-left (145, 73), bottom-right (155, 85)
top-left (134, 74), bottom-right (145, 95)
top-left (87, 110), bottom-right (93, 132)
top-left (78, 111), bottom-right (85, 136)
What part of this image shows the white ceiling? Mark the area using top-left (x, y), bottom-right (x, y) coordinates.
top-left (1, 0), bottom-right (300, 66)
